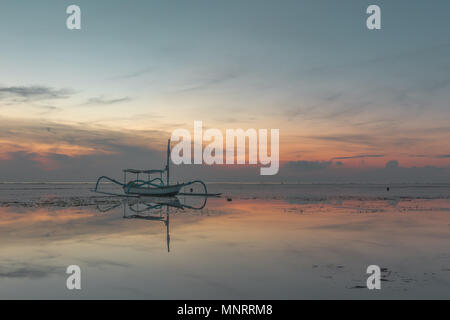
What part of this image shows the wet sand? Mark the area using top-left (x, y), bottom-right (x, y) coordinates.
top-left (0, 183), bottom-right (449, 299)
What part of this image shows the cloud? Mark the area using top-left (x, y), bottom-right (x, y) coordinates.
top-left (424, 77), bottom-right (450, 92)
top-left (112, 67), bottom-right (153, 80)
top-left (31, 104), bottom-right (63, 115)
top-left (0, 118), bottom-right (164, 152)
top-left (277, 155), bottom-right (449, 183)
top-left (304, 133), bottom-right (432, 151)
top-left (385, 160), bottom-right (399, 168)
top-left (80, 259), bottom-right (131, 269)
top-left (0, 117), bottom-right (170, 181)
top-left (332, 154), bottom-right (384, 160)
top-left (284, 160), bottom-right (332, 171)
top-left (0, 147), bottom-right (166, 182)
top-left (305, 134), bottom-right (380, 147)
top-left (284, 92), bottom-right (344, 119)
top-left (85, 96), bottom-right (131, 105)
top-left (174, 69), bottom-right (242, 93)
top-left (408, 154), bottom-right (427, 158)
top-left (0, 85), bottom-right (72, 101)
top-left (0, 263), bottom-right (61, 279)
top-left (0, 117), bottom-right (448, 183)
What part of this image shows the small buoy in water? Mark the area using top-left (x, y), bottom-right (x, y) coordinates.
top-left (387, 187), bottom-right (390, 191)
top-left (227, 198), bottom-right (232, 202)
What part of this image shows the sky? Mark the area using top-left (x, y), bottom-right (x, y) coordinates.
top-left (0, 0), bottom-right (449, 182)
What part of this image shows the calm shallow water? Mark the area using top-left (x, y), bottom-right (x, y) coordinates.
top-left (0, 183), bottom-right (449, 299)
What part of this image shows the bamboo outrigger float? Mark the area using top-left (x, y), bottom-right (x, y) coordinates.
top-left (93, 139), bottom-right (216, 197)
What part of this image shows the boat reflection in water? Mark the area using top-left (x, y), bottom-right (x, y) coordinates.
top-left (96, 195), bottom-right (209, 252)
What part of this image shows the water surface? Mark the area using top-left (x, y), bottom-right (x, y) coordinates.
top-left (0, 183), bottom-right (449, 299)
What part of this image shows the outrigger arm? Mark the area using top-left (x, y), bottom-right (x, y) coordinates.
top-left (92, 138), bottom-right (221, 197)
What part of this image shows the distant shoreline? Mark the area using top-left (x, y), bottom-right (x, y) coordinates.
top-left (1, 181), bottom-right (450, 186)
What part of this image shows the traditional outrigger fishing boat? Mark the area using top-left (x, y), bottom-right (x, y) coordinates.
top-left (93, 139), bottom-right (215, 197)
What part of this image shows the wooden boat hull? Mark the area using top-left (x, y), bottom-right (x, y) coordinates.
top-left (124, 184), bottom-right (183, 197)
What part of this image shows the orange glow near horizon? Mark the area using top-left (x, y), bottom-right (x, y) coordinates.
top-left (0, 140), bottom-right (115, 158)
top-left (0, 135), bottom-right (449, 170)
top-left (0, 118), bottom-right (449, 172)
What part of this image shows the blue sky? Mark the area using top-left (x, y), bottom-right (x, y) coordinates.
top-left (0, 0), bottom-right (449, 181)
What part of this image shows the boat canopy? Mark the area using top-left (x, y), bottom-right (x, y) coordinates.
top-left (123, 169), bottom-right (165, 174)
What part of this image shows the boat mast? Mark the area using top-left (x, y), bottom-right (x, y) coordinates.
top-left (166, 139), bottom-right (171, 185)
top-left (166, 208), bottom-right (170, 253)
